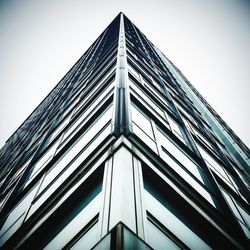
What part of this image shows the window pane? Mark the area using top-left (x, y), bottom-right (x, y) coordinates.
top-left (0, 184), bottom-right (39, 245)
top-left (147, 219), bottom-right (181, 250)
top-left (25, 141), bottom-right (59, 187)
top-left (39, 168), bottom-right (103, 249)
top-left (133, 123), bottom-right (157, 153)
top-left (144, 190), bottom-right (211, 250)
top-left (167, 116), bottom-right (185, 144)
top-left (221, 189), bottom-right (242, 222)
top-left (44, 197), bottom-right (101, 249)
top-left (49, 115), bottom-right (71, 142)
top-left (157, 128), bottom-right (203, 183)
top-left (60, 104), bottom-right (112, 150)
top-left (0, 213), bottom-right (25, 247)
top-left (239, 221), bottom-right (250, 239)
top-left (70, 222), bottom-right (99, 250)
top-left (123, 226), bottom-right (152, 250)
top-left (197, 145), bottom-right (237, 191)
top-left (27, 124), bottom-right (110, 218)
top-left (161, 147), bottom-right (215, 206)
top-left (131, 105), bottom-right (154, 139)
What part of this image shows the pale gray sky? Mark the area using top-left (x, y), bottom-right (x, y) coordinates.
top-left (0, 0), bottom-right (249, 148)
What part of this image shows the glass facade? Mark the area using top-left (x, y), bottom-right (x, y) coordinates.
top-left (0, 13), bottom-right (249, 249)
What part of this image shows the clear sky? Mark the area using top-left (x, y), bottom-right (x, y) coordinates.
top-left (0, 0), bottom-right (249, 149)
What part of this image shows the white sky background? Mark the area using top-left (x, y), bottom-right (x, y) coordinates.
top-left (0, 0), bottom-right (249, 148)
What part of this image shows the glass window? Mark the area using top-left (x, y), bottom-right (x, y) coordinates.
top-left (0, 213), bottom-right (25, 247)
top-left (43, 170), bottom-right (103, 249)
top-left (22, 167), bottom-right (104, 249)
top-left (49, 114), bottom-right (71, 142)
top-left (175, 102), bottom-right (195, 125)
top-left (157, 128), bottom-right (203, 183)
top-left (61, 93), bottom-right (113, 148)
top-left (24, 140), bottom-right (60, 188)
top-left (167, 116), bottom-right (186, 144)
top-left (131, 104), bottom-right (154, 139)
top-left (147, 218), bottom-right (181, 250)
top-left (123, 225), bottom-right (152, 250)
top-left (128, 64), bottom-right (140, 81)
top-left (27, 124), bottom-right (111, 218)
top-left (144, 189), bottom-right (211, 249)
top-left (69, 221), bottom-right (99, 250)
top-left (132, 123), bottom-right (157, 153)
top-left (161, 147), bottom-right (214, 206)
top-left (0, 183), bottom-right (40, 246)
top-left (192, 127), bottom-right (214, 151)
top-left (60, 103), bottom-right (112, 151)
top-left (130, 85), bottom-right (165, 119)
top-left (197, 144), bottom-right (238, 192)
top-left (152, 78), bottom-right (162, 92)
top-left (221, 189), bottom-right (250, 238)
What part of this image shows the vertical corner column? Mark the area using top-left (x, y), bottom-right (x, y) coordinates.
top-left (109, 146), bottom-right (136, 232)
top-left (112, 13), bottom-right (132, 137)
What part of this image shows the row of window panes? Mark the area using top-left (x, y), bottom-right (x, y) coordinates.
top-left (221, 189), bottom-right (250, 239)
top-left (156, 127), bottom-right (215, 206)
top-left (130, 88), bottom-right (186, 147)
top-left (197, 144), bottom-right (241, 194)
top-left (24, 90), bottom-right (113, 190)
top-left (27, 109), bottom-right (112, 218)
top-left (59, 85), bottom-right (114, 150)
top-left (143, 167), bottom-right (212, 249)
top-left (129, 82), bottom-right (167, 122)
top-left (0, 137), bottom-right (107, 247)
top-left (72, 70), bottom-right (115, 120)
top-left (132, 72), bottom-right (171, 114)
top-left (130, 97), bottom-right (214, 206)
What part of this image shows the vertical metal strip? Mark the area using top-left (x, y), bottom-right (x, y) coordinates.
top-left (112, 13), bottom-right (132, 136)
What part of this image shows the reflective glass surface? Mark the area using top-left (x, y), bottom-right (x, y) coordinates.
top-left (70, 221), bottom-right (99, 250)
top-left (157, 128), bottom-right (203, 182)
top-left (27, 124), bottom-right (110, 218)
top-left (131, 105), bottom-right (154, 138)
top-left (144, 190), bottom-right (211, 250)
top-left (147, 219), bottom-right (181, 250)
top-left (0, 183), bottom-right (40, 246)
top-left (161, 147), bottom-right (215, 206)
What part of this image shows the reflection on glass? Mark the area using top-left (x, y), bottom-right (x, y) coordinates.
top-left (147, 219), bottom-right (181, 250)
top-left (133, 123), bottom-right (157, 153)
top-left (123, 226), bottom-right (152, 250)
top-left (27, 124), bottom-right (110, 218)
top-left (167, 117), bottom-right (185, 144)
top-left (26, 141), bottom-right (59, 186)
top-left (61, 103), bottom-right (112, 149)
top-left (70, 222), bottom-right (99, 250)
top-left (0, 213), bottom-right (25, 247)
top-left (144, 190), bottom-right (212, 250)
top-left (161, 147), bottom-right (215, 206)
top-left (131, 105), bottom-right (154, 138)
top-left (239, 221), bottom-right (250, 239)
top-left (221, 189), bottom-right (250, 238)
top-left (197, 145), bottom-right (238, 191)
top-left (221, 189), bottom-right (250, 231)
top-left (43, 169), bottom-right (103, 249)
top-left (157, 128), bottom-right (203, 182)
top-left (128, 64), bottom-right (140, 80)
top-left (49, 115), bottom-right (71, 142)
top-left (0, 184), bottom-right (39, 245)
top-left (130, 83), bottom-right (165, 119)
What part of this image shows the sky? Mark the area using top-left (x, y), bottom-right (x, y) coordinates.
top-left (0, 0), bottom-right (249, 149)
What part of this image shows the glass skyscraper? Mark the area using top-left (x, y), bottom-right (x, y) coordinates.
top-left (0, 13), bottom-right (249, 249)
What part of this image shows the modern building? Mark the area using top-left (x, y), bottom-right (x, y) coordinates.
top-left (0, 13), bottom-right (249, 249)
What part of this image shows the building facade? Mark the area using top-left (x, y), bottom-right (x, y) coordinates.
top-left (0, 13), bottom-right (249, 249)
